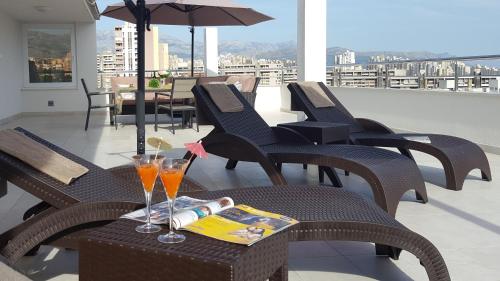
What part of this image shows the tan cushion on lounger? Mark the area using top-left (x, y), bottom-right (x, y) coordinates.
top-left (202, 84), bottom-right (244, 113)
top-left (297, 82), bottom-right (335, 108)
top-left (0, 129), bottom-right (89, 185)
top-left (226, 76), bottom-right (257, 93)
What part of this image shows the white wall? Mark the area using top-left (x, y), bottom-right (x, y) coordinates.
top-left (21, 22), bottom-right (100, 113)
top-left (279, 85), bottom-right (500, 151)
top-left (0, 10), bottom-right (22, 120)
top-left (331, 88), bottom-right (500, 149)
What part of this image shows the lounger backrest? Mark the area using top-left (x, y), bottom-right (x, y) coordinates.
top-left (0, 128), bottom-right (143, 207)
top-left (288, 82), bottom-right (365, 133)
top-left (192, 85), bottom-right (279, 146)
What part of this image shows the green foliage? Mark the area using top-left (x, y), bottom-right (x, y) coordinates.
top-left (148, 78), bottom-right (161, 88)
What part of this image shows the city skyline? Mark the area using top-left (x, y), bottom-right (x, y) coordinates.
top-left (96, 0), bottom-right (500, 56)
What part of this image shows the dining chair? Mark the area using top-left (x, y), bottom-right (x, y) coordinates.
top-left (155, 78), bottom-right (198, 134)
top-left (81, 79), bottom-right (118, 131)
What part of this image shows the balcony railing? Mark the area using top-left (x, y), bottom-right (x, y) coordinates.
top-left (97, 54), bottom-right (500, 93)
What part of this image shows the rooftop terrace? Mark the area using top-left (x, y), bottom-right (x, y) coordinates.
top-left (1, 104), bottom-right (499, 281)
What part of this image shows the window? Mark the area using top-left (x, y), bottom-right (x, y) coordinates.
top-left (23, 24), bottom-right (76, 88)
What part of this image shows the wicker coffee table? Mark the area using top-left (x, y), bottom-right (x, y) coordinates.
top-left (79, 219), bottom-right (288, 281)
top-left (278, 121), bottom-right (351, 184)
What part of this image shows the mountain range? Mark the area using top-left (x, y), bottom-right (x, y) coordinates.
top-left (96, 29), bottom-right (451, 63)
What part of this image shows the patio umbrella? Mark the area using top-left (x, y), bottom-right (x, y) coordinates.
top-left (102, 0), bottom-right (273, 154)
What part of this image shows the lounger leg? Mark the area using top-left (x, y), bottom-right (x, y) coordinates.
top-left (276, 163), bottom-right (282, 172)
top-left (269, 263), bottom-right (288, 281)
top-left (225, 160), bottom-right (239, 170)
top-left (398, 148), bottom-right (415, 160)
top-left (375, 244), bottom-right (402, 260)
top-left (23, 202), bottom-right (51, 221)
top-left (318, 167), bottom-right (324, 183)
top-left (0, 177), bottom-right (6, 198)
top-left (482, 170), bottom-right (492, 181)
top-left (322, 167), bottom-right (343, 188)
top-left (261, 161), bottom-right (287, 186)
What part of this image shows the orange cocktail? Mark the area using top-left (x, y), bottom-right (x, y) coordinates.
top-left (160, 169), bottom-right (184, 199)
top-left (158, 159), bottom-right (188, 244)
top-left (137, 163), bottom-right (159, 192)
top-left (132, 155), bottom-right (164, 234)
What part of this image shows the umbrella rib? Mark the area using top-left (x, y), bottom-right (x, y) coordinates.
top-left (149, 4), bottom-right (163, 15)
top-left (218, 7), bottom-right (249, 26)
top-left (101, 6), bottom-right (126, 15)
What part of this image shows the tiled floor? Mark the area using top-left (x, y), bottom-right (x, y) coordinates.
top-left (1, 111), bottom-right (500, 281)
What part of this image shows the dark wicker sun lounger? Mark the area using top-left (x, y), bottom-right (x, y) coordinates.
top-left (191, 85), bottom-right (428, 216)
top-left (288, 82), bottom-right (492, 190)
top-left (111, 169), bottom-right (450, 281)
top-left (0, 128), bottom-right (204, 264)
top-left (189, 186), bottom-right (450, 281)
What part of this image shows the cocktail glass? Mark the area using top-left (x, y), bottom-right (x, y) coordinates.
top-left (132, 154), bottom-right (164, 234)
top-left (158, 159), bottom-right (189, 244)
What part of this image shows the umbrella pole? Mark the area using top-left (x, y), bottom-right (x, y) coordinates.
top-left (136, 0), bottom-right (146, 154)
top-left (190, 26), bottom-right (195, 77)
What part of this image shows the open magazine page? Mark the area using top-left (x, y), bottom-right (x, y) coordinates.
top-left (121, 196), bottom-right (234, 227)
top-left (183, 205), bottom-right (299, 246)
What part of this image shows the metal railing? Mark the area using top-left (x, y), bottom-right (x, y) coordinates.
top-left (97, 54), bottom-right (500, 93)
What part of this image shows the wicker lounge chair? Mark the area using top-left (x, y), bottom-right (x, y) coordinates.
top-left (0, 159), bottom-right (450, 280)
top-left (287, 82), bottom-right (492, 190)
top-left (0, 128), bottom-right (204, 264)
top-left (190, 85), bottom-right (428, 216)
top-left (111, 169), bottom-right (450, 281)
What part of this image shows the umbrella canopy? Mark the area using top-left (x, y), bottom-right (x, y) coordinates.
top-left (103, 0), bottom-right (273, 76)
top-left (101, 0), bottom-right (272, 154)
top-left (102, 0), bottom-right (273, 27)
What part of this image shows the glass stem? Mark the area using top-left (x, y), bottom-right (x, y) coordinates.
top-left (145, 191), bottom-right (152, 227)
top-left (169, 197), bottom-right (175, 235)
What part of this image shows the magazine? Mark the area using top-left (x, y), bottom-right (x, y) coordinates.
top-left (121, 196), bottom-right (299, 246)
top-left (121, 196), bottom-right (234, 228)
top-left (403, 135), bottom-right (432, 144)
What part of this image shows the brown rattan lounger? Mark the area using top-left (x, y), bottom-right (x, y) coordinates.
top-left (100, 167), bottom-right (450, 281)
top-left (0, 128), bottom-right (205, 264)
top-left (190, 85), bottom-right (428, 216)
top-left (2, 163), bottom-right (450, 280)
top-left (287, 82), bottom-right (492, 190)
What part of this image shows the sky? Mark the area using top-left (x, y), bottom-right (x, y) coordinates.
top-left (97, 0), bottom-right (500, 56)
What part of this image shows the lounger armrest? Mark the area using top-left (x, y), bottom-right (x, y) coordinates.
top-left (355, 118), bottom-right (395, 134)
top-left (271, 127), bottom-right (313, 145)
top-left (202, 132), bottom-right (270, 162)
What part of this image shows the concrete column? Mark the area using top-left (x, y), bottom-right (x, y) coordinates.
top-left (204, 27), bottom-right (219, 77)
top-left (297, 0), bottom-right (327, 83)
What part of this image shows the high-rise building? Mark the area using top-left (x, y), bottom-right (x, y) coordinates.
top-left (159, 43), bottom-right (170, 71)
top-left (335, 50), bottom-right (356, 65)
top-left (145, 26), bottom-right (159, 71)
top-left (114, 23), bottom-right (159, 73)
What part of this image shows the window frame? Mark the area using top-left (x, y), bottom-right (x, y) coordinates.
top-left (22, 24), bottom-right (77, 89)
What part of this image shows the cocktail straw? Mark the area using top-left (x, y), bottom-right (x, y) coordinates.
top-left (154, 139), bottom-right (161, 160)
